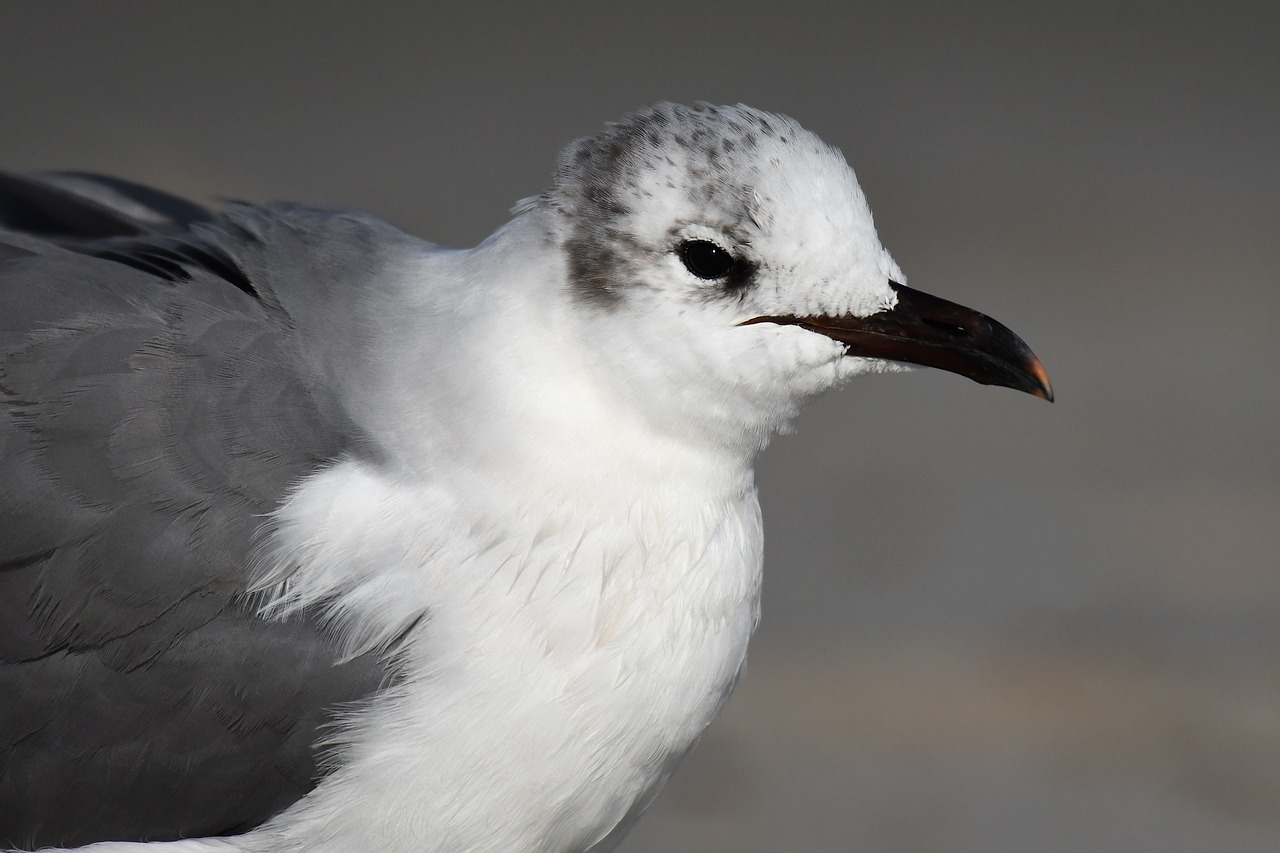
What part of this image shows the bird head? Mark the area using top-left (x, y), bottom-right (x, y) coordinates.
top-left (536, 103), bottom-right (1050, 454)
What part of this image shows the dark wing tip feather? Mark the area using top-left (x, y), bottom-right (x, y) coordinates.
top-left (0, 170), bottom-right (260, 297)
top-left (89, 234), bottom-right (257, 296)
top-left (44, 172), bottom-right (215, 230)
top-left (0, 171), bottom-right (213, 243)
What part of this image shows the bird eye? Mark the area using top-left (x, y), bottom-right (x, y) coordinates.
top-left (678, 239), bottom-right (736, 280)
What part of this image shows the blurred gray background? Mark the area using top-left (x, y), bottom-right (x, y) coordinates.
top-left (3, 2), bottom-right (1277, 850)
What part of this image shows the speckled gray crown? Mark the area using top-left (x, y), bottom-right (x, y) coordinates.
top-left (548, 103), bottom-right (810, 307)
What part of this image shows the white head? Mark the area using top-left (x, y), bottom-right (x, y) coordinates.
top-left (534, 103), bottom-right (1048, 455)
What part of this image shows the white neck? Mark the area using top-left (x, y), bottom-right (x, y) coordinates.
top-left (220, 212), bottom-right (773, 852)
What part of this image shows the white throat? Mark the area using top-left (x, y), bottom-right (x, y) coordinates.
top-left (226, 222), bottom-right (771, 851)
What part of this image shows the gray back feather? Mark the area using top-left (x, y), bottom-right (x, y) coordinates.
top-left (0, 173), bottom-right (412, 848)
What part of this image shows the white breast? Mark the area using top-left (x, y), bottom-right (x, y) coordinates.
top-left (237, 455), bottom-right (764, 853)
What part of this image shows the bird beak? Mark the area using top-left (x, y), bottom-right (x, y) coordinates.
top-left (741, 281), bottom-right (1054, 401)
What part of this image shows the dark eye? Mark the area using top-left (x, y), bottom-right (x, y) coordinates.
top-left (678, 239), bottom-right (736, 280)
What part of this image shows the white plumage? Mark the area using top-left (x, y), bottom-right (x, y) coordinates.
top-left (4, 103), bottom-right (1049, 853)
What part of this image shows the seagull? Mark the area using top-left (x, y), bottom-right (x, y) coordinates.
top-left (0, 103), bottom-right (1051, 853)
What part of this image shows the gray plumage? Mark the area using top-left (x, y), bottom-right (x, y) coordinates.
top-left (0, 173), bottom-right (401, 849)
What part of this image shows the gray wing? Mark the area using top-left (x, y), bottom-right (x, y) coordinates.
top-left (0, 174), bottom-right (397, 849)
